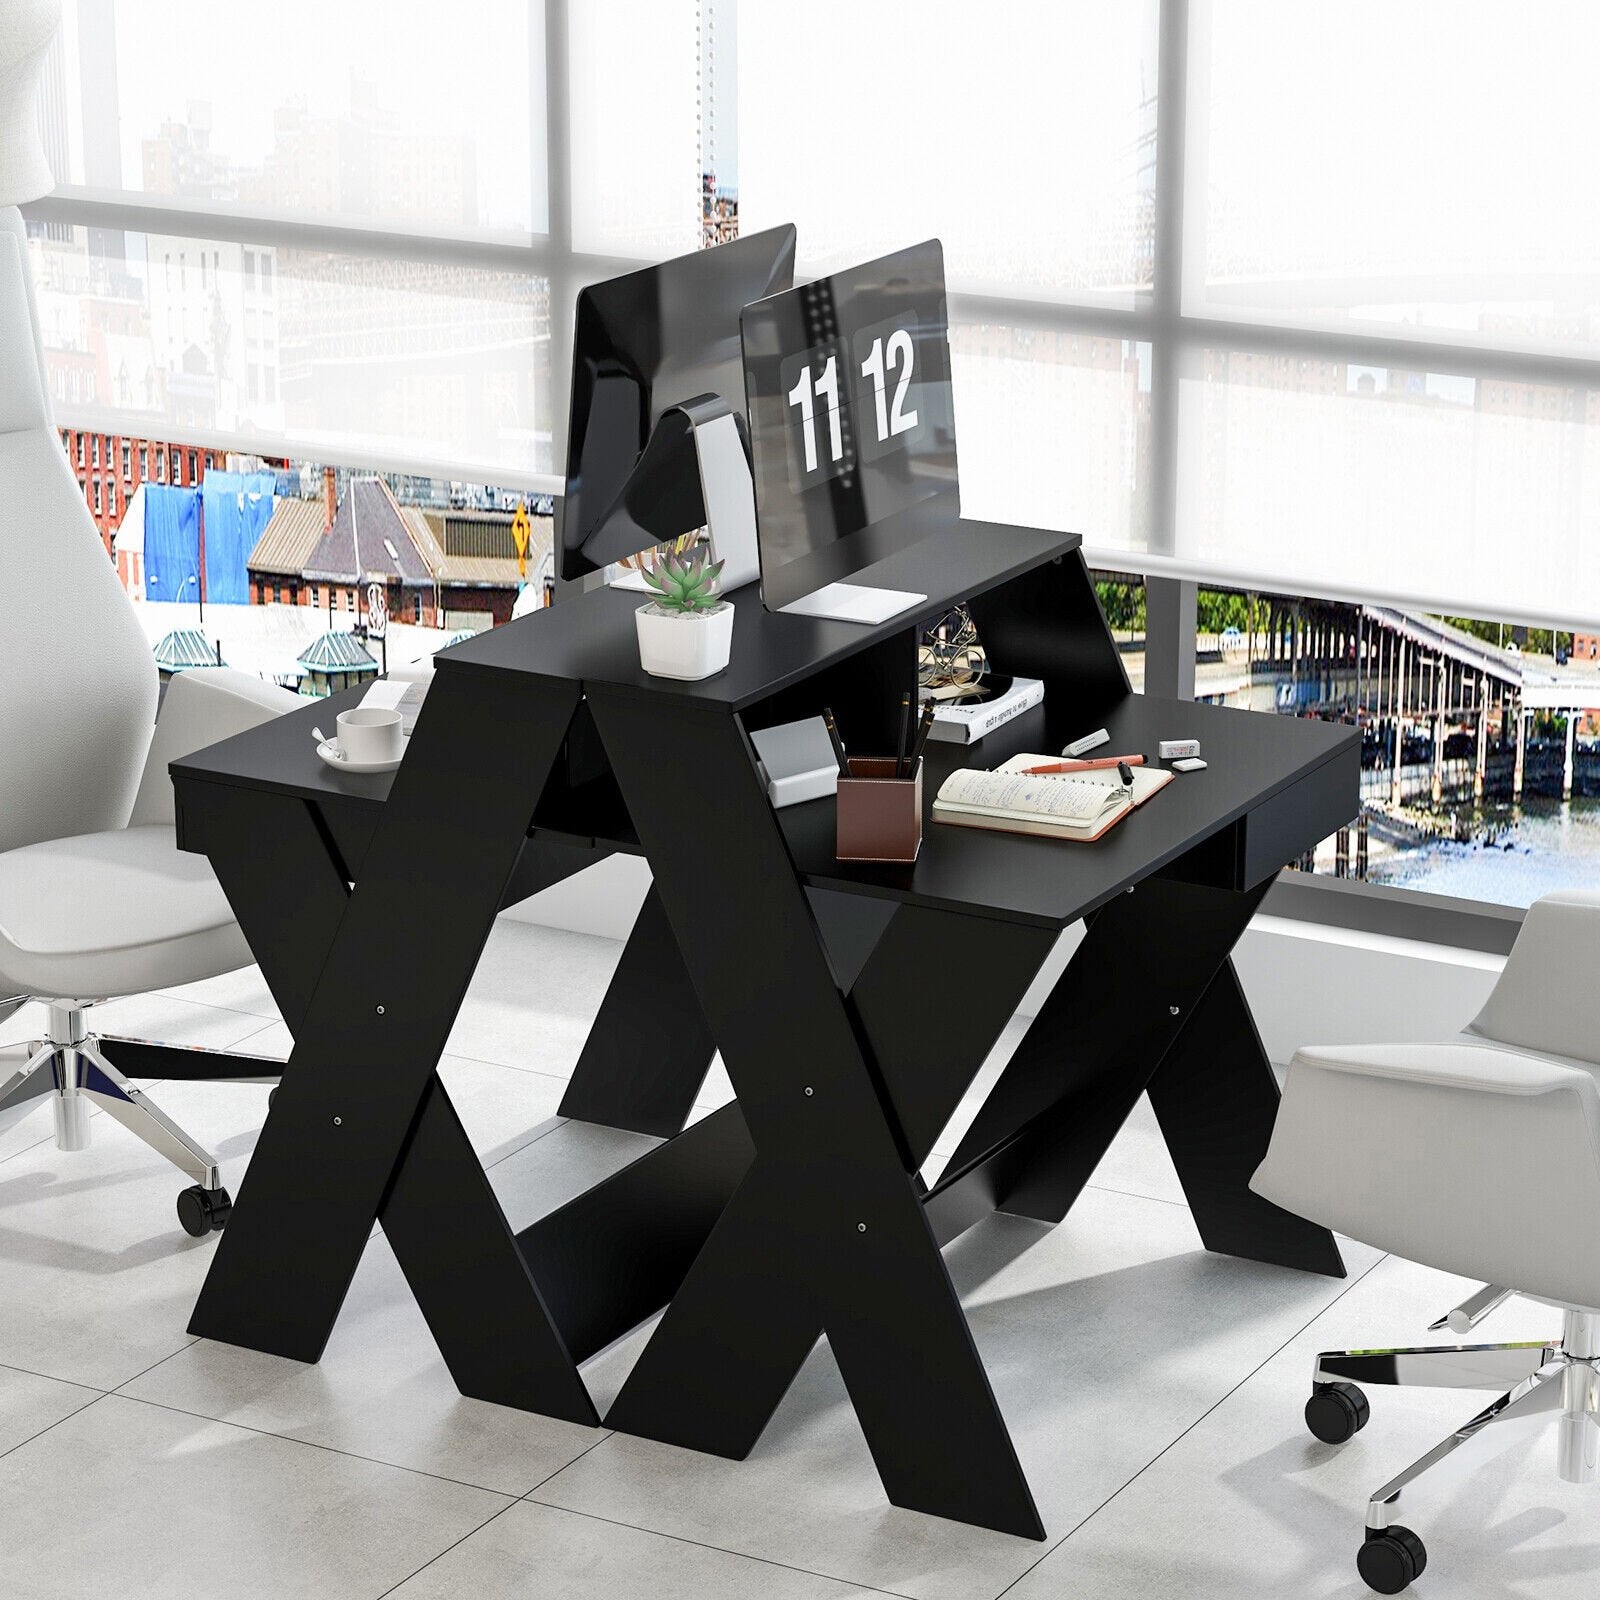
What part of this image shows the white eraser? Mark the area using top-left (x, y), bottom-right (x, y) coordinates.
top-left (1158, 739), bottom-right (1200, 760)
top-left (1171, 756), bottom-right (1207, 773)
top-left (1063, 728), bottom-right (1110, 757)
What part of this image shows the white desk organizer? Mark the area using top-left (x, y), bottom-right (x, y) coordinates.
top-left (750, 717), bottom-right (841, 809)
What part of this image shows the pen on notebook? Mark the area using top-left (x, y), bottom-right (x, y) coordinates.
top-left (1021, 753), bottom-right (1146, 775)
top-left (823, 707), bottom-right (851, 778)
top-left (907, 700), bottom-right (937, 774)
top-left (894, 692), bottom-right (913, 779)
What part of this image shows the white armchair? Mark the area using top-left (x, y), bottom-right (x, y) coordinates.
top-left (1252, 889), bottom-right (1600, 1593)
top-left (0, 206), bottom-right (297, 1235)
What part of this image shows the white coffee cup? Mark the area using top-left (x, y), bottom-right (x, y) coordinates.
top-left (336, 707), bottom-right (403, 765)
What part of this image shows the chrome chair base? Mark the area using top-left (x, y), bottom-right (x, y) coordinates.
top-left (0, 1002), bottom-right (233, 1235)
top-left (1311, 1303), bottom-right (1600, 1592)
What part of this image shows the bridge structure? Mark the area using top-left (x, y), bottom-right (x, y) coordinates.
top-left (1194, 597), bottom-right (1600, 807)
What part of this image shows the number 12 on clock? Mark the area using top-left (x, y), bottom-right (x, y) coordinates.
top-left (785, 350), bottom-right (844, 475)
top-left (858, 327), bottom-right (919, 442)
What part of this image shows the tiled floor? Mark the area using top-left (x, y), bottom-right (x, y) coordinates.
top-left (0, 920), bottom-right (1587, 1598)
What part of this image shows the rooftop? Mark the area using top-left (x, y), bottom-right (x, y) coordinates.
top-left (153, 629), bottom-right (221, 671)
top-left (248, 497), bottom-right (326, 576)
top-left (303, 477), bottom-right (435, 586)
top-left (298, 630), bottom-right (379, 671)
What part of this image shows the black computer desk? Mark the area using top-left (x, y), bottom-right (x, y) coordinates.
top-left (171, 514), bottom-right (1357, 1539)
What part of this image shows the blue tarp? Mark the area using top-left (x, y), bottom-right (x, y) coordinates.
top-left (202, 471), bottom-right (276, 605)
top-left (141, 485), bottom-right (202, 607)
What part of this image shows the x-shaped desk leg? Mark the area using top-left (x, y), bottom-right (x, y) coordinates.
top-left (936, 876), bottom-right (1345, 1279)
top-left (588, 690), bottom-right (1046, 1540)
top-left (188, 665), bottom-right (598, 1424)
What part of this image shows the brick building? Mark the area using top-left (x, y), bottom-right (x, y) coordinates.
top-left (58, 427), bottom-right (223, 555)
top-left (248, 474), bottom-right (546, 630)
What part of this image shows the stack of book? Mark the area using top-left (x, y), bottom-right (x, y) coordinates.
top-left (925, 675), bottom-right (1043, 744)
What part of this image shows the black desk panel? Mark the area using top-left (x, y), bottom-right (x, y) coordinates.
top-left (444, 503), bottom-right (1075, 710)
top-left (171, 518), bottom-right (1355, 1542)
top-left (777, 694), bottom-right (1356, 926)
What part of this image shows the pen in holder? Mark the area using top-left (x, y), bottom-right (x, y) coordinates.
top-left (835, 756), bottom-right (924, 864)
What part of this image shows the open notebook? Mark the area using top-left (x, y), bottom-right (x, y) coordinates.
top-left (932, 754), bottom-right (1175, 842)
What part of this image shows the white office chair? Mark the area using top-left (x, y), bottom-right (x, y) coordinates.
top-left (0, 206), bottom-right (296, 1235)
top-left (1252, 889), bottom-right (1600, 1593)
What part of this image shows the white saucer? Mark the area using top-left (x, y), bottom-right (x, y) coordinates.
top-left (316, 735), bottom-right (408, 774)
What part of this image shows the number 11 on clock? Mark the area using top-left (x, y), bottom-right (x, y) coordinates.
top-left (786, 354), bottom-right (843, 473)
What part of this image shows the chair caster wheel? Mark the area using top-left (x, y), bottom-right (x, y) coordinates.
top-left (177, 1185), bottom-right (232, 1237)
top-left (1358, 1525), bottom-right (1426, 1593)
top-left (1307, 1381), bottom-right (1370, 1444)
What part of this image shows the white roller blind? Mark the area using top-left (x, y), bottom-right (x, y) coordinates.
top-left (568, 0), bottom-right (701, 260)
top-left (739, 1), bottom-right (1158, 302)
top-left (1190, 0), bottom-right (1600, 357)
top-left (29, 227), bottom-right (555, 483)
top-left (1167, 0), bottom-right (1600, 628)
top-left (48, 0), bottom-right (545, 236)
top-left (1168, 353), bottom-right (1600, 629)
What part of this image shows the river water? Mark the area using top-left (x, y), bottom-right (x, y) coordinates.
top-left (1366, 798), bottom-right (1600, 907)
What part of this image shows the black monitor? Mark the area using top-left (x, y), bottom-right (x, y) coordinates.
top-left (558, 225), bottom-right (798, 582)
top-left (741, 239), bottom-right (958, 621)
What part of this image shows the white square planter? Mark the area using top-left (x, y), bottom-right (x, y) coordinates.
top-left (635, 601), bottom-right (735, 681)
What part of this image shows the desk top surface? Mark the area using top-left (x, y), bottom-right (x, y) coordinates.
top-left (774, 693), bottom-right (1351, 925)
top-left (172, 506), bottom-right (1355, 928)
top-left (443, 503), bottom-right (1075, 712)
top-left (174, 679), bottom-right (1353, 930)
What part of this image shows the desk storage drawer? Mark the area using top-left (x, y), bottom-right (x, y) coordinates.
top-left (1159, 740), bottom-right (1361, 893)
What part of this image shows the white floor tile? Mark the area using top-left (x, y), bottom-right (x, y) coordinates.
top-left (121, 1228), bottom-right (603, 1496)
top-left (533, 1187), bottom-right (1382, 1600)
top-left (157, 963), bottom-right (282, 1022)
top-left (487, 1115), bottom-right (662, 1234)
top-left (1005, 1253), bottom-right (1596, 1600)
top-left (442, 919), bottom-right (625, 1079)
top-left (387, 1499), bottom-right (889, 1599)
top-left (102, 1053), bottom-right (582, 1492)
top-left (0, 1362), bottom-right (100, 1455)
top-left (0, 1394), bottom-right (510, 1600)
top-left (2, 934), bottom-right (1473, 1600)
top-left (94, 1062), bottom-right (639, 1498)
top-left (0, 1073), bottom-right (269, 1390)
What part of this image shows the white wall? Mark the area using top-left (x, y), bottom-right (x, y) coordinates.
top-left (503, 858), bottom-right (1505, 1062)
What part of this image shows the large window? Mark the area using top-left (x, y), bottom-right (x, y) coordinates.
top-left (27, 0), bottom-right (707, 484)
top-left (28, 1), bottom-right (1600, 910)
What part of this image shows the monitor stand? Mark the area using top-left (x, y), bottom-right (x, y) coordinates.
top-left (607, 394), bottom-right (761, 596)
top-left (777, 582), bottom-right (928, 624)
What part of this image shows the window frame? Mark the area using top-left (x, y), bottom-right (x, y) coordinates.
top-left (23, 0), bottom-right (1567, 940)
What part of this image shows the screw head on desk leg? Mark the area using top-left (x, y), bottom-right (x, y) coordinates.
top-left (1169, 1004), bottom-right (1181, 1015)
top-left (857, 1222), bottom-right (867, 1233)
top-left (333, 1116), bottom-right (342, 1127)
top-left (376, 1005), bottom-right (385, 1015)
top-left (804, 1086), bottom-right (814, 1097)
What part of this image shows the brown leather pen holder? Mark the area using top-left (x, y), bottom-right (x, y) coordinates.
top-left (835, 757), bottom-right (923, 863)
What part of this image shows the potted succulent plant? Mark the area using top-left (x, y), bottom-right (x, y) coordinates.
top-left (635, 549), bottom-right (735, 680)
